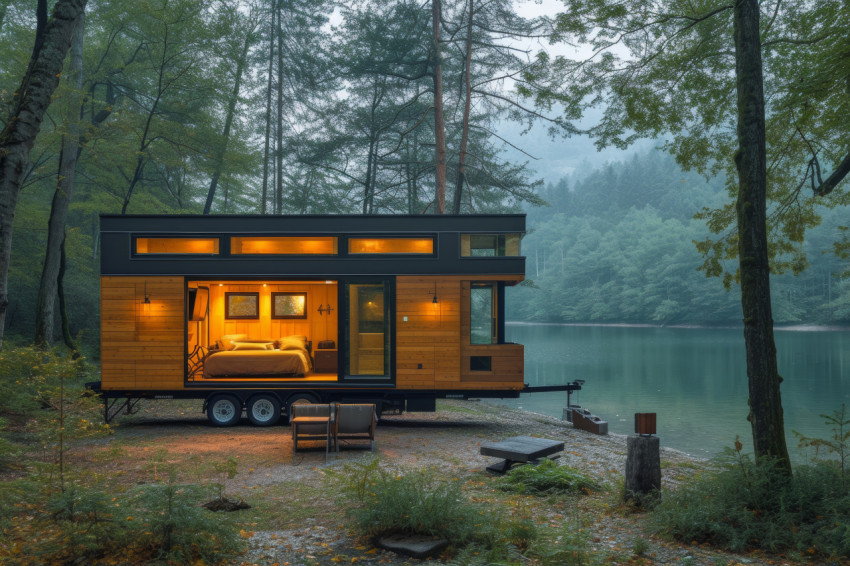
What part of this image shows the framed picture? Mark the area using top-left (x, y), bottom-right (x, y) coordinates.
top-left (272, 292), bottom-right (307, 319)
top-left (225, 292), bottom-right (259, 319)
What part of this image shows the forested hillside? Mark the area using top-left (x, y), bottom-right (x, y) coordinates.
top-left (1, 1), bottom-right (847, 349)
top-left (507, 151), bottom-right (850, 325)
top-left (0, 0), bottom-right (556, 349)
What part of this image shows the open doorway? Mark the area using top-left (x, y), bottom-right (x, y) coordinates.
top-left (186, 280), bottom-right (339, 382)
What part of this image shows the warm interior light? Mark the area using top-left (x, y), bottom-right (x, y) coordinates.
top-left (136, 237), bottom-right (219, 254)
top-left (231, 236), bottom-right (337, 255)
top-left (348, 238), bottom-right (433, 254)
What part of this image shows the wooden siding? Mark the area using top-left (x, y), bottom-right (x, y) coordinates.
top-left (396, 275), bottom-right (524, 391)
top-left (396, 277), bottom-right (462, 389)
top-left (101, 276), bottom-right (185, 390)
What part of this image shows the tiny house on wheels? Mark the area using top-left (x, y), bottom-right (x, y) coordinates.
top-left (92, 214), bottom-right (557, 427)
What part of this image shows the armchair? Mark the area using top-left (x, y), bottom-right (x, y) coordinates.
top-left (334, 404), bottom-right (377, 452)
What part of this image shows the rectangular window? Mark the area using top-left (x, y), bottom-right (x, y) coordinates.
top-left (470, 356), bottom-right (492, 371)
top-left (136, 237), bottom-right (219, 255)
top-left (461, 234), bottom-right (520, 256)
top-left (230, 236), bottom-right (337, 255)
top-left (470, 283), bottom-right (497, 344)
top-left (348, 238), bottom-right (433, 255)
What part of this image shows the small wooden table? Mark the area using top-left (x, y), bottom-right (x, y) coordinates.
top-left (291, 416), bottom-right (331, 462)
top-left (480, 435), bottom-right (564, 473)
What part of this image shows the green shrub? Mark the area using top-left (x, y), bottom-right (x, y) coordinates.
top-left (329, 459), bottom-right (486, 545)
top-left (527, 521), bottom-right (593, 566)
top-left (330, 459), bottom-right (595, 563)
top-left (652, 438), bottom-right (850, 558)
top-left (500, 459), bottom-right (600, 495)
top-left (795, 403), bottom-right (849, 488)
top-left (126, 477), bottom-right (245, 563)
top-left (1, 479), bottom-right (245, 565)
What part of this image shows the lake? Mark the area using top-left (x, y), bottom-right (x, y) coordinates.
top-left (485, 323), bottom-right (850, 460)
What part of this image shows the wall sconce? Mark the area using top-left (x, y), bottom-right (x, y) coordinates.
top-left (431, 283), bottom-right (438, 304)
top-left (143, 282), bottom-right (150, 304)
top-left (317, 304), bottom-right (334, 315)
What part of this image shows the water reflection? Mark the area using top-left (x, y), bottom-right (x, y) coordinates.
top-left (486, 324), bottom-right (850, 459)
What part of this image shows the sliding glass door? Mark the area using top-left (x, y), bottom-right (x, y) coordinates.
top-left (343, 281), bottom-right (392, 380)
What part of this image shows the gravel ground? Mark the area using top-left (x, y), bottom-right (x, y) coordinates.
top-left (71, 399), bottom-right (798, 566)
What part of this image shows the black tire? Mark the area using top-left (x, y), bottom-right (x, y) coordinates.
top-left (207, 394), bottom-right (241, 427)
top-left (247, 394), bottom-right (281, 426)
top-left (284, 393), bottom-right (319, 423)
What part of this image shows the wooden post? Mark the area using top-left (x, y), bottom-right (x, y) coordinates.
top-left (625, 435), bottom-right (661, 499)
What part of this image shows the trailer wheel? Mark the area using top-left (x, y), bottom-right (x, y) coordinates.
top-left (247, 394), bottom-right (280, 426)
top-left (207, 394), bottom-right (241, 427)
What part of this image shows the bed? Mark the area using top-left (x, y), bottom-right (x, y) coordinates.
top-left (201, 335), bottom-right (313, 378)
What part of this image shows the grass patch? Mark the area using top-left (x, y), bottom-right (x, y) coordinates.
top-left (328, 459), bottom-right (595, 564)
top-left (328, 459), bottom-right (485, 545)
top-left (652, 441), bottom-right (850, 559)
top-left (499, 459), bottom-right (600, 496)
top-left (0, 477), bottom-right (246, 565)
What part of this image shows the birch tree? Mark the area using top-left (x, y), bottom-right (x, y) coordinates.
top-left (0, 0), bottom-right (86, 349)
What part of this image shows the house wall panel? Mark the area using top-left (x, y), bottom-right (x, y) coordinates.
top-left (101, 276), bottom-right (185, 391)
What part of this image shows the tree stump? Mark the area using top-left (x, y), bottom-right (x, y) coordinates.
top-left (625, 435), bottom-right (661, 499)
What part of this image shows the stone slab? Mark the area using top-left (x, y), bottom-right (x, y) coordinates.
top-left (377, 533), bottom-right (449, 559)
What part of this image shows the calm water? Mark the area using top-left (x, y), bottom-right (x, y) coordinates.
top-left (485, 324), bottom-right (850, 459)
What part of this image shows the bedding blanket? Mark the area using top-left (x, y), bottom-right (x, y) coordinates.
top-left (203, 349), bottom-right (312, 378)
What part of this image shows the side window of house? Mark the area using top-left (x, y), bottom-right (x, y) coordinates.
top-left (470, 283), bottom-right (497, 344)
top-left (461, 234), bottom-right (520, 256)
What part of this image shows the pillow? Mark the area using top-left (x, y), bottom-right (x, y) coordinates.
top-left (276, 335), bottom-right (307, 351)
top-left (219, 334), bottom-right (248, 350)
top-left (232, 342), bottom-right (271, 351)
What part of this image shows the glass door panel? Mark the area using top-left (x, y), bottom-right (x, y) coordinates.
top-left (344, 282), bottom-right (391, 379)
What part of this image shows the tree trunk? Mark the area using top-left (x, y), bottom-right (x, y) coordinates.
top-left (732, 0), bottom-right (791, 472)
top-left (275, 1), bottom-right (284, 214)
top-left (432, 0), bottom-right (446, 214)
top-left (451, 0), bottom-right (473, 215)
top-left (261, 0), bottom-right (275, 214)
top-left (35, 11), bottom-right (84, 348)
top-left (0, 0), bottom-right (87, 350)
top-left (58, 233), bottom-right (79, 356)
top-left (204, 31), bottom-right (252, 215)
top-left (624, 435), bottom-right (661, 499)
top-left (362, 137), bottom-right (375, 214)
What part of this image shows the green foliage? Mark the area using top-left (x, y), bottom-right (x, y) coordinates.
top-left (328, 459), bottom-right (594, 563)
top-left (795, 404), bottom-right (849, 488)
top-left (210, 455), bottom-right (239, 500)
top-left (44, 485), bottom-right (126, 561)
top-left (525, 521), bottom-right (594, 566)
top-left (652, 435), bottom-right (850, 558)
top-left (2, 479), bottom-right (245, 565)
top-left (632, 536), bottom-right (649, 557)
top-left (0, 346), bottom-right (105, 460)
top-left (499, 459), bottom-right (600, 496)
top-left (126, 476), bottom-right (245, 563)
top-left (328, 459), bottom-right (484, 545)
top-left (532, 0), bottom-right (850, 282)
top-left (508, 151), bottom-right (850, 325)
